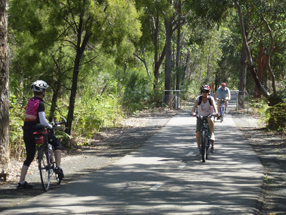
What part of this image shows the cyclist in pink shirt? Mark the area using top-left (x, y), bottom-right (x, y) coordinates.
top-left (191, 85), bottom-right (218, 154)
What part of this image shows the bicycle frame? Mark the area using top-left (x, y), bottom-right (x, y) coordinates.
top-left (218, 99), bottom-right (226, 122)
top-left (34, 117), bottom-right (67, 191)
top-left (196, 114), bottom-right (212, 162)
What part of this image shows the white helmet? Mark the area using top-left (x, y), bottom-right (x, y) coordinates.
top-left (31, 80), bottom-right (49, 92)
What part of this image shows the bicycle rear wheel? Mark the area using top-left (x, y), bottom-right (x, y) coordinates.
top-left (38, 146), bottom-right (52, 191)
top-left (201, 131), bottom-right (207, 162)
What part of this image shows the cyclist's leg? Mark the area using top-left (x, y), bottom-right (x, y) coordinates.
top-left (48, 133), bottom-right (64, 178)
top-left (225, 100), bottom-right (229, 111)
top-left (207, 118), bottom-right (214, 134)
top-left (208, 118), bottom-right (216, 143)
top-left (19, 130), bottom-right (36, 187)
top-left (217, 100), bottom-right (222, 116)
top-left (48, 133), bottom-right (62, 166)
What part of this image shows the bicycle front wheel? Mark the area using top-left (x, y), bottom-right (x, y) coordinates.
top-left (201, 131), bottom-right (207, 162)
top-left (220, 107), bottom-right (224, 122)
top-left (38, 146), bottom-right (52, 191)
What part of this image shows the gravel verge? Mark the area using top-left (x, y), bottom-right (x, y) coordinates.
top-left (232, 112), bottom-right (286, 215)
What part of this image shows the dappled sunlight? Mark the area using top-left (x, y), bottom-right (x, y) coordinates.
top-left (1, 111), bottom-right (263, 215)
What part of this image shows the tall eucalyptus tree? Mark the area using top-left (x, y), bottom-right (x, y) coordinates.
top-left (0, 0), bottom-right (9, 176)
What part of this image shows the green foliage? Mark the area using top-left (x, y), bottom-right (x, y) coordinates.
top-left (9, 96), bottom-right (26, 159)
top-left (73, 93), bottom-right (123, 138)
top-left (266, 102), bottom-right (286, 130)
top-left (122, 71), bottom-right (153, 113)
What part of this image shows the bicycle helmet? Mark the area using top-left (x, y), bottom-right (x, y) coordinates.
top-left (31, 80), bottom-right (49, 92)
top-left (200, 85), bottom-right (210, 93)
top-left (221, 82), bottom-right (227, 87)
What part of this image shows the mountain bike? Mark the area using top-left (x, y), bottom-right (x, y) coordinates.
top-left (33, 117), bottom-right (67, 191)
top-left (196, 114), bottom-right (214, 162)
top-left (217, 99), bottom-right (226, 122)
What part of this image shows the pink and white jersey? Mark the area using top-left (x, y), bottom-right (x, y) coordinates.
top-left (25, 97), bottom-right (40, 122)
top-left (196, 96), bottom-right (215, 116)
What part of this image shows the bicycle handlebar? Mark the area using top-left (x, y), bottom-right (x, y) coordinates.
top-left (190, 113), bottom-right (215, 118)
top-left (52, 116), bottom-right (67, 127)
top-left (196, 114), bottom-right (214, 119)
top-left (217, 98), bottom-right (228, 101)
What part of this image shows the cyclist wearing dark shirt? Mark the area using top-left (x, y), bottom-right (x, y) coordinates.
top-left (18, 80), bottom-right (64, 189)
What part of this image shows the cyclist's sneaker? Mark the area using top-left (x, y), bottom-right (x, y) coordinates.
top-left (210, 133), bottom-right (215, 141)
top-left (211, 147), bottom-right (215, 153)
top-left (17, 181), bottom-right (34, 189)
top-left (55, 167), bottom-right (64, 179)
top-left (195, 147), bottom-right (201, 156)
top-left (225, 109), bottom-right (227, 113)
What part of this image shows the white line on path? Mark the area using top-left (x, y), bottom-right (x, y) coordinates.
top-left (179, 163), bottom-right (186, 169)
top-left (149, 183), bottom-right (163, 191)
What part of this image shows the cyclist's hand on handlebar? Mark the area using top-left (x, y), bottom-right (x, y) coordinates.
top-left (215, 98), bottom-right (218, 100)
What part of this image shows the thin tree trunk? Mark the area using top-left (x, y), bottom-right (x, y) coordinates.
top-left (181, 52), bottom-right (190, 85)
top-left (66, 22), bottom-right (92, 135)
top-left (261, 15), bottom-right (276, 96)
top-left (175, 0), bottom-right (181, 91)
top-left (0, 0), bottom-right (9, 175)
top-left (235, 1), bottom-right (270, 98)
top-left (164, 17), bottom-right (173, 104)
top-left (239, 42), bottom-right (247, 109)
top-left (49, 81), bottom-right (61, 122)
top-left (134, 53), bottom-right (149, 77)
top-left (206, 38), bottom-right (212, 83)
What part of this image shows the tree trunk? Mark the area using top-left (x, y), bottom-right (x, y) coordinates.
top-left (164, 17), bottom-right (173, 104)
top-left (261, 15), bottom-right (276, 97)
top-left (49, 81), bottom-right (61, 122)
top-left (235, 1), bottom-right (270, 98)
top-left (66, 21), bottom-right (92, 135)
top-left (206, 39), bottom-right (212, 84)
top-left (181, 52), bottom-right (189, 86)
top-left (238, 43), bottom-right (247, 108)
top-left (0, 0), bottom-right (9, 175)
top-left (175, 0), bottom-right (181, 91)
top-left (255, 47), bottom-right (267, 98)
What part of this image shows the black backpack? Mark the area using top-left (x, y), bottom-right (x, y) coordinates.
top-left (198, 95), bottom-right (212, 106)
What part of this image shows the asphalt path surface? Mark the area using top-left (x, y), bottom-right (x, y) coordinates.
top-left (1, 110), bottom-right (263, 215)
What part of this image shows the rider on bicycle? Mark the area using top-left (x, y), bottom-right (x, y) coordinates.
top-left (215, 82), bottom-right (231, 119)
top-left (191, 85), bottom-right (218, 155)
top-left (18, 80), bottom-right (64, 189)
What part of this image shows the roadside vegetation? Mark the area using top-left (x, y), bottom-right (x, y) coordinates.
top-left (0, 0), bottom-right (285, 169)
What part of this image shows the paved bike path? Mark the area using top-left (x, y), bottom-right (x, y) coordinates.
top-left (1, 110), bottom-right (263, 215)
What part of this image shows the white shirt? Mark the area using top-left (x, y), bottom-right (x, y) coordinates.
top-left (196, 96), bottom-right (215, 116)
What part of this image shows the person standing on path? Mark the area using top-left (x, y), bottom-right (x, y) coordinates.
top-left (17, 80), bottom-right (64, 189)
top-left (191, 85), bottom-right (218, 154)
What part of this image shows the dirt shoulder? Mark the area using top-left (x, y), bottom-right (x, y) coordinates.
top-left (232, 112), bottom-right (286, 215)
